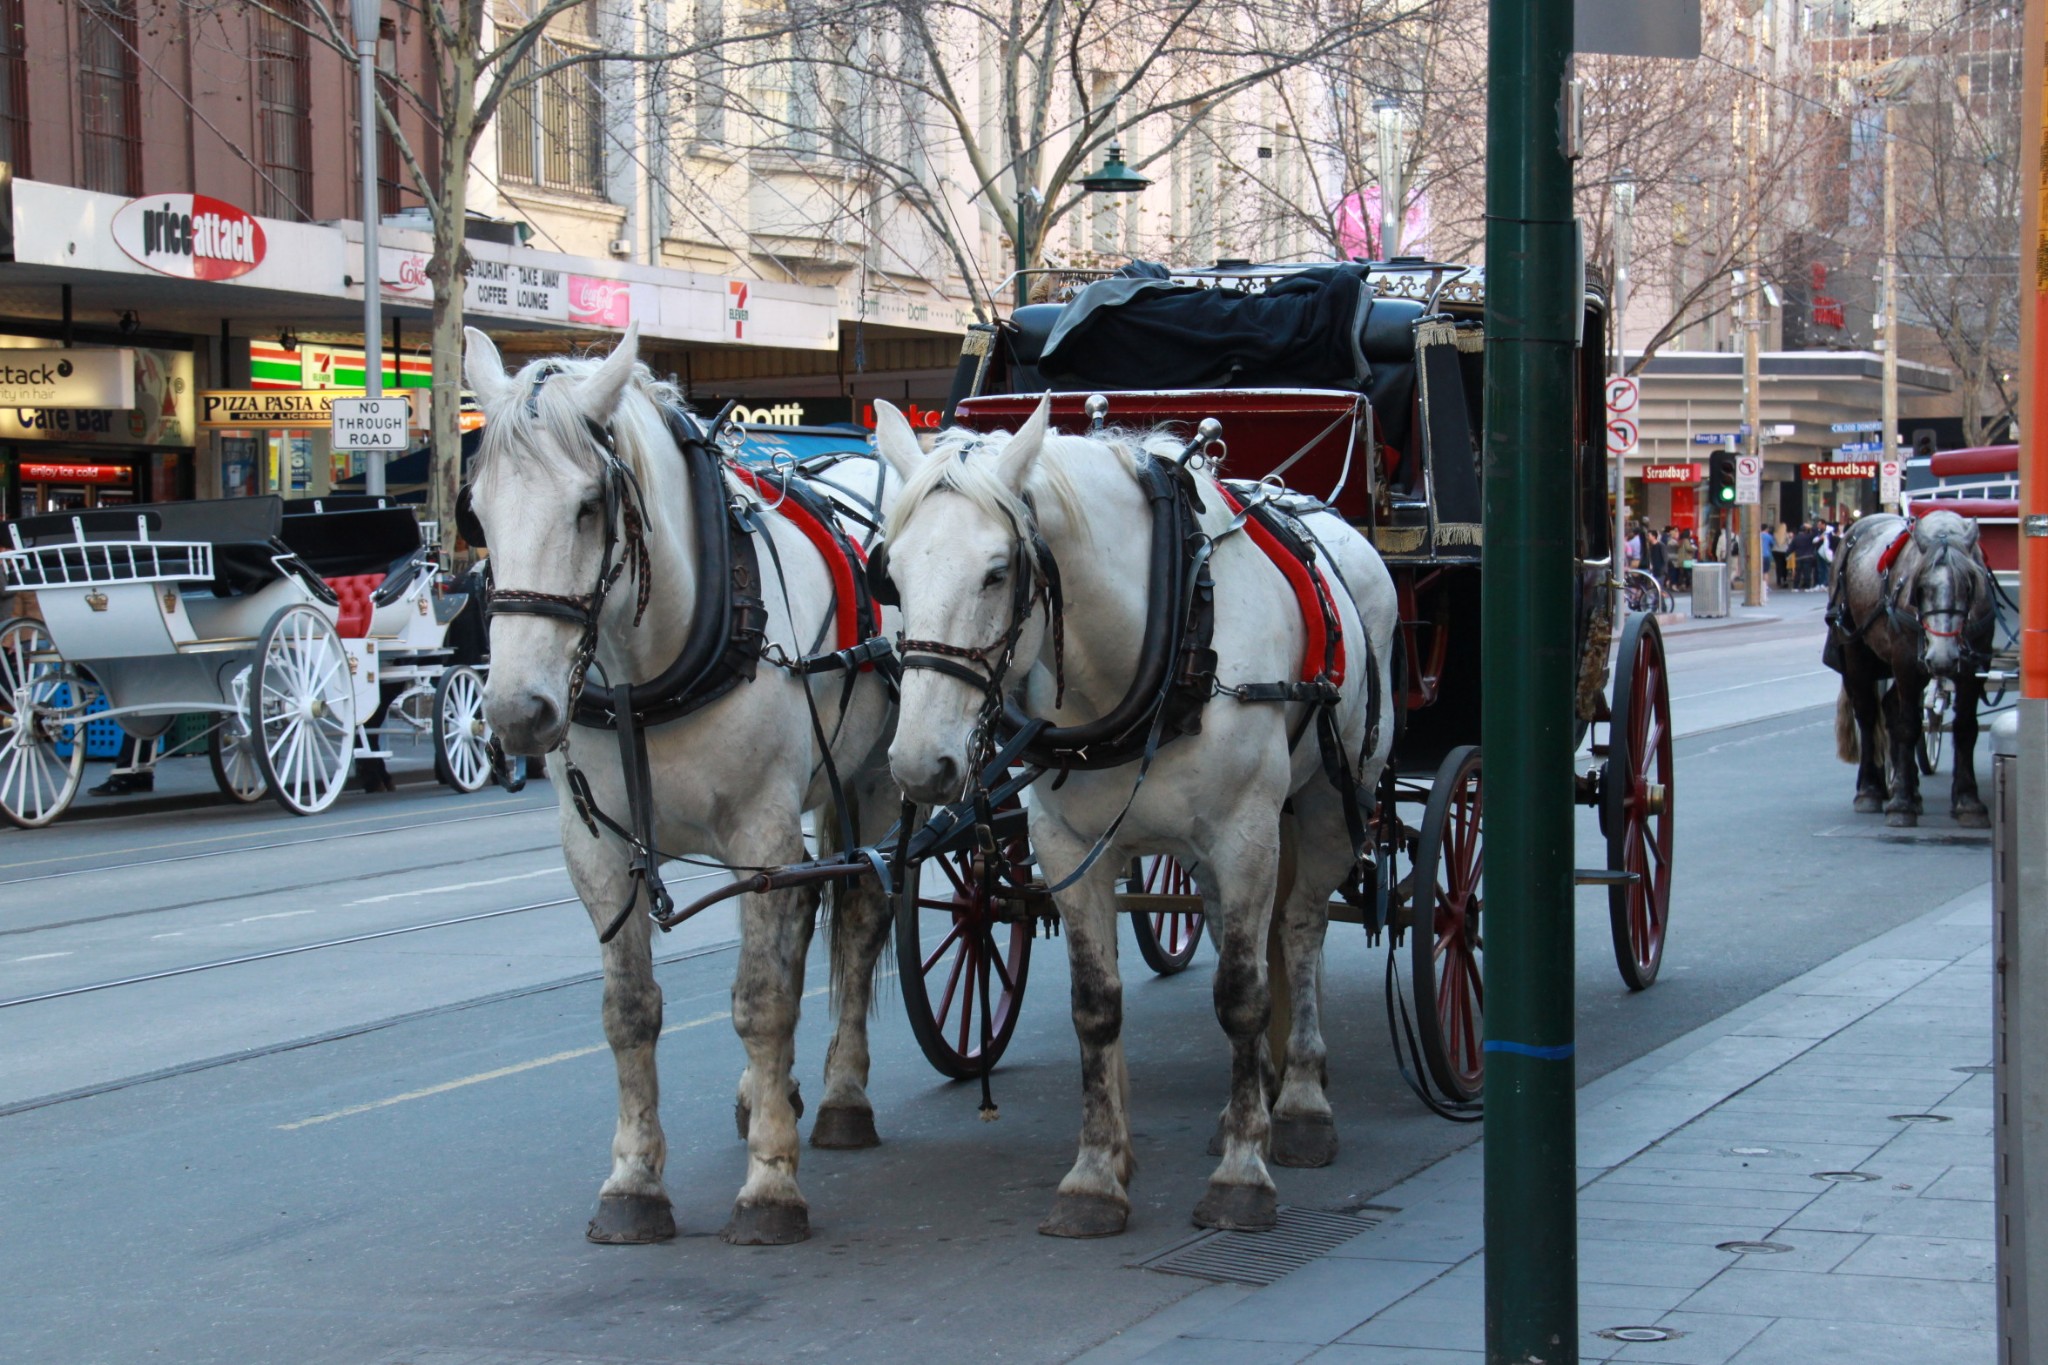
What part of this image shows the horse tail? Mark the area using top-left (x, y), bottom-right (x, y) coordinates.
top-left (1836, 685), bottom-right (1859, 764)
top-left (816, 795), bottom-right (895, 1020)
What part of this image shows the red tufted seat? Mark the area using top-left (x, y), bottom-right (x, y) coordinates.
top-left (327, 573), bottom-right (386, 639)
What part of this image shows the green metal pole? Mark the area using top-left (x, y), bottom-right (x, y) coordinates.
top-left (1482, 0), bottom-right (1580, 1360)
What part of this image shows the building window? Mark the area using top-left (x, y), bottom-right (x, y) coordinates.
top-left (0, 0), bottom-right (27, 176)
top-left (78, 0), bottom-right (141, 196)
top-left (254, 2), bottom-right (311, 219)
top-left (496, 2), bottom-right (605, 198)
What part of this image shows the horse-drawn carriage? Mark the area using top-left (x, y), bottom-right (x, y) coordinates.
top-left (892, 259), bottom-right (1676, 1107)
top-left (0, 494), bottom-right (499, 826)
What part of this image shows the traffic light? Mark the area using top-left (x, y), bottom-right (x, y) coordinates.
top-left (1912, 428), bottom-right (1938, 460)
top-left (1708, 451), bottom-right (1738, 506)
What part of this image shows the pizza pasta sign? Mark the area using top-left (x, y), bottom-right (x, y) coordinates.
top-left (111, 194), bottom-right (268, 281)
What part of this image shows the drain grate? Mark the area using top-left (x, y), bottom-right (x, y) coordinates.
top-left (1137, 1205), bottom-right (1387, 1285)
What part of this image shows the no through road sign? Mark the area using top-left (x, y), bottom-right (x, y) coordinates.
top-left (330, 397), bottom-right (410, 452)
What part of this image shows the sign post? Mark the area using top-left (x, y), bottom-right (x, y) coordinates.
top-left (353, 0), bottom-right (385, 496)
top-left (1606, 374), bottom-right (1640, 619)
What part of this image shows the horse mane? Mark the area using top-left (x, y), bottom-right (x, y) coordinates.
top-left (883, 424), bottom-right (1175, 547)
top-left (471, 352), bottom-right (686, 497)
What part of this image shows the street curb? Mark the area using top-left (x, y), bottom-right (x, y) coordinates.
top-left (41, 764), bottom-right (452, 823)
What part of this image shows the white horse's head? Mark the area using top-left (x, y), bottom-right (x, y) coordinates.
top-left (1907, 510), bottom-right (1988, 677)
top-left (874, 397), bottom-right (1060, 803)
top-left (463, 322), bottom-right (656, 753)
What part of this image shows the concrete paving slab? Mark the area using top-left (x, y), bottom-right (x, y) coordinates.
top-left (1833, 1232), bottom-right (1995, 1282)
top-left (1719, 1317), bottom-right (1992, 1364)
top-left (1606, 1310), bottom-right (1775, 1365)
top-left (1677, 1267), bottom-right (1993, 1331)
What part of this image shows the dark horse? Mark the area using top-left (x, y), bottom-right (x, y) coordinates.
top-left (1823, 509), bottom-right (1996, 828)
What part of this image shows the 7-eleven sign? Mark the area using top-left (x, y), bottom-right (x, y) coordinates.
top-left (725, 281), bottom-right (750, 341)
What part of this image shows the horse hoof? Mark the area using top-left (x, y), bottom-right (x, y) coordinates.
top-left (722, 1199), bottom-right (810, 1246)
top-left (1956, 805), bottom-right (1991, 829)
top-left (1038, 1192), bottom-right (1129, 1239)
top-left (1193, 1181), bottom-right (1278, 1232)
top-left (1854, 794), bottom-right (1885, 814)
top-left (1886, 809), bottom-right (1919, 829)
top-left (810, 1103), bottom-right (881, 1149)
top-left (586, 1193), bottom-right (676, 1244)
top-left (1269, 1113), bottom-right (1338, 1169)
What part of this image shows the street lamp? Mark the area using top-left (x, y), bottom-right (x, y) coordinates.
top-left (353, 0), bottom-right (384, 495)
top-left (1010, 142), bottom-right (1151, 310)
top-left (1373, 98), bottom-right (1405, 259)
top-left (1077, 140), bottom-right (1151, 194)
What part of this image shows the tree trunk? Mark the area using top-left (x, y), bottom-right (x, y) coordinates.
top-left (427, 57), bottom-right (477, 569)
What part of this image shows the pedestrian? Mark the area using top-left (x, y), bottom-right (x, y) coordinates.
top-left (1790, 522), bottom-right (1816, 590)
top-left (1644, 526), bottom-right (1667, 587)
top-left (1772, 521), bottom-right (1791, 588)
top-left (1759, 523), bottom-right (1777, 591)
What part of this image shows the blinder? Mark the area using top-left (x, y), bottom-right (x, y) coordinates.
top-left (456, 484), bottom-right (488, 549)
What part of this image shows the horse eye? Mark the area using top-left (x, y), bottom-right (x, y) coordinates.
top-left (983, 564), bottom-right (1009, 588)
top-left (576, 496), bottom-right (603, 521)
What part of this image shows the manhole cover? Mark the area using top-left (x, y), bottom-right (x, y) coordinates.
top-left (1814, 1171), bottom-right (1880, 1182)
top-left (1137, 1205), bottom-right (1383, 1285)
top-left (1727, 1146), bottom-right (1775, 1156)
top-left (1954, 1064), bottom-right (1994, 1075)
top-left (1890, 1113), bottom-right (1953, 1123)
top-left (1717, 1240), bottom-right (1794, 1255)
top-left (1596, 1326), bottom-right (1681, 1343)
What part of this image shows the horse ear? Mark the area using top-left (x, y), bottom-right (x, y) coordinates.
top-left (871, 399), bottom-right (927, 481)
top-left (994, 394), bottom-right (1053, 492)
top-left (1962, 519), bottom-right (1981, 546)
top-left (463, 327), bottom-right (512, 409)
top-left (578, 320), bottom-right (641, 424)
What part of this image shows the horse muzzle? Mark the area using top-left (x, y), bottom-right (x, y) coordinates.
top-left (486, 685), bottom-right (569, 756)
top-left (889, 743), bottom-right (963, 807)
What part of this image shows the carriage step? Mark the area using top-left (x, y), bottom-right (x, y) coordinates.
top-left (1575, 868), bottom-right (1638, 887)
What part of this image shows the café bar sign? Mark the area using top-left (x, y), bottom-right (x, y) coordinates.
top-left (200, 389), bottom-right (367, 427)
top-left (1801, 461), bottom-right (1879, 480)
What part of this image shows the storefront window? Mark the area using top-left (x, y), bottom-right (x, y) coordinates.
top-left (0, 0), bottom-right (28, 177)
top-left (78, 0), bottom-right (141, 197)
top-left (254, 0), bottom-right (312, 221)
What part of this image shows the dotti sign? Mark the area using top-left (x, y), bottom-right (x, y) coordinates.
top-left (111, 195), bottom-right (269, 281)
top-left (199, 389), bottom-right (368, 427)
top-left (1800, 461), bottom-right (1879, 480)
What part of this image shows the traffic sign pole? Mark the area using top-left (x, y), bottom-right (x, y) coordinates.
top-left (1482, 0), bottom-right (1579, 1357)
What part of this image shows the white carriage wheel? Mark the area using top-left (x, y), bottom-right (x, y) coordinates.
top-left (249, 605), bottom-right (356, 816)
top-left (208, 721), bottom-right (269, 803)
top-left (433, 665), bottom-right (493, 794)
top-left (0, 618), bottom-right (90, 828)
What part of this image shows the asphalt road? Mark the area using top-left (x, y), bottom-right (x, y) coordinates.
top-left (0, 595), bottom-right (1997, 1365)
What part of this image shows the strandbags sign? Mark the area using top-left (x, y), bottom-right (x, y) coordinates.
top-left (111, 194), bottom-right (268, 281)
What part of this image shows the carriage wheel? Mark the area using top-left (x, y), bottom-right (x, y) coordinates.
top-left (433, 666), bottom-right (493, 793)
top-left (1121, 856), bottom-right (1205, 975)
top-left (249, 605), bottom-right (356, 816)
top-left (0, 618), bottom-right (90, 829)
top-left (208, 718), bottom-right (269, 803)
top-left (1606, 612), bottom-right (1674, 990)
top-left (1917, 681), bottom-right (1950, 777)
top-left (894, 794), bottom-right (1036, 1080)
top-left (1411, 745), bottom-right (1484, 1104)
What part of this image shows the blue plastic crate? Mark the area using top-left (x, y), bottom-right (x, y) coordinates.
top-left (51, 687), bottom-right (123, 760)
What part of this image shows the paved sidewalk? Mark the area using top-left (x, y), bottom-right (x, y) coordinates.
top-left (1086, 886), bottom-right (1994, 1364)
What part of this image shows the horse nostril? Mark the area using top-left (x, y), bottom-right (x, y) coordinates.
top-left (933, 754), bottom-right (959, 793)
top-left (527, 693), bottom-right (560, 736)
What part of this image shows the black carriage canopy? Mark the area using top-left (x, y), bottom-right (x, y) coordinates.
top-left (9, 496), bottom-right (427, 599)
top-left (1000, 261), bottom-right (1483, 523)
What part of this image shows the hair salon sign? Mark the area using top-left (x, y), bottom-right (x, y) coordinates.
top-left (111, 195), bottom-right (268, 281)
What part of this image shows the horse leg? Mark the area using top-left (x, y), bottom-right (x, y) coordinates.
top-left (581, 880), bottom-right (677, 1244)
top-left (812, 787), bottom-right (898, 1149)
top-left (726, 839), bottom-right (819, 1245)
top-left (1194, 820), bottom-right (1284, 1232)
top-left (1847, 669), bottom-right (1888, 812)
top-left (1884, 680), bottom-right (1923, 827)
top-left (1039, 852), bottom-right (1135, 1239)
top-left (1268, 803), bottom-right (1344, 1170)
top-left (1951, 672), bottom-right (1989, 828)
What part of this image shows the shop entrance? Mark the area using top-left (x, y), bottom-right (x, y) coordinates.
top-left (13, 460), bottom-right (138, 517)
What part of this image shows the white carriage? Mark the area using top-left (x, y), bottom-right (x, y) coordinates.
top-left (0, 495), bottom-right (499, 826)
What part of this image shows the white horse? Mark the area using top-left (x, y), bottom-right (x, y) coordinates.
top-left (874, 397), bottom-right (1398, 1236)
top-left (464, 323), bottom-right (901, 1246)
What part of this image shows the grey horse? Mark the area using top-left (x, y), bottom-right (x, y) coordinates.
top-left (1823, 509), bottom-right (1996, 828)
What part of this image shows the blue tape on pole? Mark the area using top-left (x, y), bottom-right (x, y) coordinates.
top-left (1484, 1040), bottom-right (1576, 1060)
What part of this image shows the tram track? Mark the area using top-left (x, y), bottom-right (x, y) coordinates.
top-left (0, 799), bottom-right (553, 886)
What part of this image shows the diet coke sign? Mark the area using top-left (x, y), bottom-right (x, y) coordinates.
top-left (111, 194), bottom-right (267, 281)
top-left (568, 275), bottom-right (632, 327)
top-left (381, 252), bottom-right (432, 297)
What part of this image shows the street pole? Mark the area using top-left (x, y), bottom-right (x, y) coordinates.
top-left (1741, 29), bottom-right (1765, 609)
top-left (1481, 0), bottom-right (1578, 1358)
top-left (1880, 102), bottom-right (1900, 514)
top-left (1612, 169), bottom-right (1635, 626)
top-left (354, 0), bottom-right (385, 496)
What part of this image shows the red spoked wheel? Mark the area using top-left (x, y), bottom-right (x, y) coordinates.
top-left (1410, 745), bottom-right (1484, 1104)
top-left (1121, 856), bottom-right (1205, 975)
top-left (894, 794), bottom-right (1038, 1080)
top-left (1606, 612), bottom-right (1674, 990)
